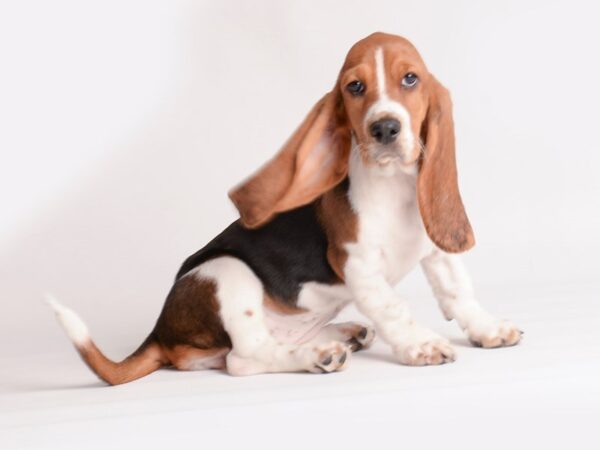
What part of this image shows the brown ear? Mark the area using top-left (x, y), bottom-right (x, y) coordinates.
top-left (229, 91), bottom-right (351, 228)
top-left (418, 76), bottom-right (475, 253)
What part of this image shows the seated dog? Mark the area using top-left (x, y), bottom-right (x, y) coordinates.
top-left (49, 32), bottom-right (521, 385)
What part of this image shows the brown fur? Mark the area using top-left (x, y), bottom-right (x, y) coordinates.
top-left (417, 77), bottom-right (475, 252)
top-left (229, 91), bottom-right (352, 229)
top-left (153, 275), bottom-right (231, 350)
top-left (316, 179), bottom-right (358, 280)
top-left (76, 337), bottom-right (166, 385)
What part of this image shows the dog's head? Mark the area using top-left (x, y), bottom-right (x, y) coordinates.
top-left (230, 32), bottom-right (474, 253)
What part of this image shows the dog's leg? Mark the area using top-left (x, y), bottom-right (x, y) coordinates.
top-left (198, 256), bottom-right (350, 376)
top-left (307, 322), bottom-right (376, 351)
top-left (421, 249), bottom-right (522, 348)
top-left (344, 248), bottom-right (456, 365)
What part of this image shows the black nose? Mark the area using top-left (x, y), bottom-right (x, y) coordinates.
top-left (369, 118), bottom-right (401, 144)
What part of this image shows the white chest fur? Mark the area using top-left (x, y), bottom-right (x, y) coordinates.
top-left (347, 148), bottom-right (433, 285)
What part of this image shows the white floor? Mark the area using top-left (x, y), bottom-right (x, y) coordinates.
top-left (2, 281), bottom-right (599, 450)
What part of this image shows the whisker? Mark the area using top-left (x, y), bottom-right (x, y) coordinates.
top-left (352, 141), bottom-right (375, 165)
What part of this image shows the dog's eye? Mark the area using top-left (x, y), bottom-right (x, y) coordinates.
top-left (401, 73), bottom-right (419, 88)
top-left (346, 80), bottom-right (365, 96)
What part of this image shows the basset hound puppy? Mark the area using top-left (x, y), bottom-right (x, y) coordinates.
top-left (48, 32), bottom-right (522, 385)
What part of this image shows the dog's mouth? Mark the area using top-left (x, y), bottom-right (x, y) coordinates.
top-left (374, 151), bottom-right (401, 165)
top-left (369, 145), bottom-right (416, 167)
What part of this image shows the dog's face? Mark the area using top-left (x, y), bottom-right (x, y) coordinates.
top-left (230, 32), bottom-right (475, 253)
top-left (338, 34), bottom-right (428, 168)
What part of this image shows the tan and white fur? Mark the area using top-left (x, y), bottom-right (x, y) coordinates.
top-left (48, 33), bottom-right (521, 385)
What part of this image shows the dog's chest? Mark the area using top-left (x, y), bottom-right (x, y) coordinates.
top-left (349, 164), bottom-right (433, 284)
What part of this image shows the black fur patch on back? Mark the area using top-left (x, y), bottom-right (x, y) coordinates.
top-left (176, 203), bottom-right (339, 307)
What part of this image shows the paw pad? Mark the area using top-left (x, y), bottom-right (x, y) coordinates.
top-left (310, 343), bottom-right (350, 373)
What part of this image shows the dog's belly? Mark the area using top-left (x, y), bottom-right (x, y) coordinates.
top-left (264, 282), bottom-right (352, 344)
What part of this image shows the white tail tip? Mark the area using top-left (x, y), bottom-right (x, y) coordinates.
top-left (45, 293), bottom-right (90, 345)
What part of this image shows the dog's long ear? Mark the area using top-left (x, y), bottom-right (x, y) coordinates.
top-left (229, 90), bottom-right (351, 228)
top-left (418, 76), bottom-right (475, 253)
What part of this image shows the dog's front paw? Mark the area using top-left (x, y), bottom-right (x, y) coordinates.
top-left (396, 340), bottom-right (456, 366)
top-left (393, 325), bottom-right (456, 366)
top-left (308, 342), bottom-right (351, 373)
top-left (467, 319), bottom-right (523, 348)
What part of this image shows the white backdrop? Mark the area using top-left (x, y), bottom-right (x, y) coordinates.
top-left (1, 0), bottom-right (599, 448)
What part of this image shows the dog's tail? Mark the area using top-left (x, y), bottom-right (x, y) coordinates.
top-left (45, 295), bottom-right (166, 385)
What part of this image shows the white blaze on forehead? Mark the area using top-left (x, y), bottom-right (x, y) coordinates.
top-left (375, 47), bottom-right (387, 99)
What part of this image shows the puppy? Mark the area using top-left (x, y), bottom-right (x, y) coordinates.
top-left (49, 32), bottom-right (521, 385)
